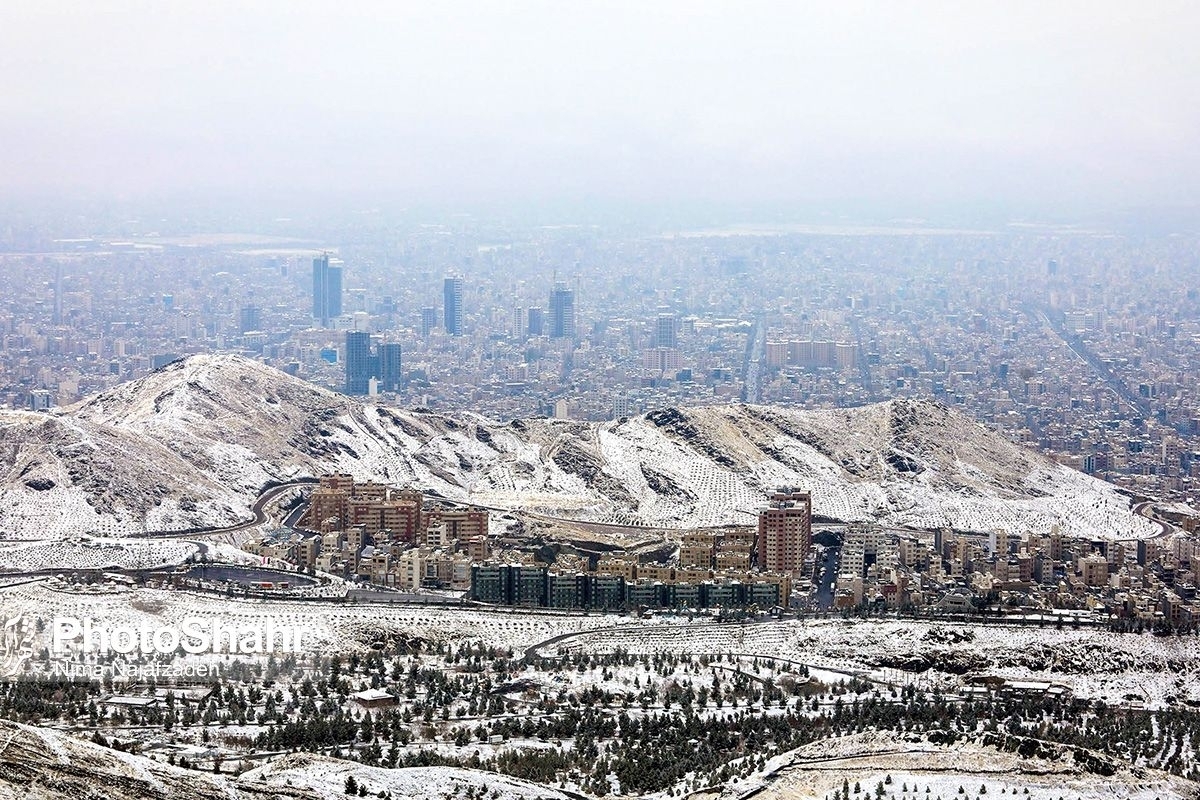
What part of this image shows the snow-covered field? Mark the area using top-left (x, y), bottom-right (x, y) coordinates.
top-left (1, 578), bottom-right (1198, 800)
top-left (0, 354), bottom-right (1159, 540)
top-left (0, 580), bottom-right (644, 656)
top-left (0, 537), bottom-right (197, 572)
top-left (244, 754), bottom-right (575, 800)
top-left (739, 731), bottom-right (1196, 800)
top-left (0, 718), bottom-right (576, 800)
top-left (538, 617), bottom-right (1200, 710)
top-left (8, 573), bottom-right (1191, 719)
top-left (8, 715), bottom-right (1190, 800)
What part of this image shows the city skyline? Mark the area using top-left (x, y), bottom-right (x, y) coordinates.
top-left (3, 5), bottom-right (1200, 799)
top-left (3, 218), bottom-right (1198, 512)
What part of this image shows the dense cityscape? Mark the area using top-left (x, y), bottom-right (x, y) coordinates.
top-left (2, 221), bottom-right (1198, 510)
top-left (3, 3), bottom-right (1200, 798)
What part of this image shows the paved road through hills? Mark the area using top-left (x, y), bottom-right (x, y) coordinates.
top-left (143, 478), bottom-right (318, 539)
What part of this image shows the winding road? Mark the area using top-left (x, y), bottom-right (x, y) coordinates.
top-left (1132, 500), bottom-right (1177, 540)
top-left (141, 478), bottom-right (319, 539)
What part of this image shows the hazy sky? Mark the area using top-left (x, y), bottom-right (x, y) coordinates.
top-left (1, 2), bottom-right (1197, 218)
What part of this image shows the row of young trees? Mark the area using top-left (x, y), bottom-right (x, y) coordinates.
top-left (4, 640), bottom-right (1200, 795)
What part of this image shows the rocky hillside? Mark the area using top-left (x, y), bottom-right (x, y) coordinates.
top-left (0, 719), bottom-right (571, 800)
top-left (0, 354), bottom-right (1156, 539)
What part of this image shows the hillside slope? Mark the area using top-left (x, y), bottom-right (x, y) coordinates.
top-left (0, 354), bottom-right (1156, 539)
top-left (0, 719), bottom-right (571, 800)
top-left (744, 729), bottom-right (1196, 800)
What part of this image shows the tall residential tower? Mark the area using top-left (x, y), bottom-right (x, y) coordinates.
top-left (312, 254), bottom-right (343, 327)
top-left (756, 488), bottom-right (812, 573)
top-left (443, 276), bottom-right (463, 336)
top-left (549, 281), bottom-right (575, 340)
top-left (344, 331), bottom-right (374, 395)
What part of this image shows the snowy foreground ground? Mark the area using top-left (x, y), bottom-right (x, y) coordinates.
top-left (0, 537), bottom-right (200, 572)
top-left (539, 615), bottom-right (1200, 710)
top-left (7, 718), bottom-right (1187, 800)
top-left (2, 578), bottom-right (1200, 799)
top-left (0, 580), bottom-right (648, 657)
top-left (0, 719), bottom-right (577, 800)
top-left (4, 579), bottom-right (1198, 711)
top-left (243, 755), bottom-right (577, 800)
top-left (723, 731), bottom-right (1196, 800)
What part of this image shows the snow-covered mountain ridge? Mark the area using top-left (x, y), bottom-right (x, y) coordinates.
top-left (0, 353), bottom-right (1156, 540)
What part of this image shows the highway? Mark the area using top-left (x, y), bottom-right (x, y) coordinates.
top-left (1029, 303), bottom-right (1150, 417)
top-left (741, 315), bottom-right (765, 404)
top-left (1132, 500), bottom-right (1177, 540)
top-left (142, 478), bottom-right (319, 539)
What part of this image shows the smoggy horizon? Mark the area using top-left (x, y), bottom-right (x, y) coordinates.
top-left (1, 2), bottom-right (1198, 224)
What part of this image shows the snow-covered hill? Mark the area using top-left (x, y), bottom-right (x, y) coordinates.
top-left (0, 354), bottom-right (1156, 540)
top-left (9, 715), bottom-right (1186, 800)
top-left (0, 719), bottom-right (575, 800)
top-left (747, 729), bottom-right (1196, 800)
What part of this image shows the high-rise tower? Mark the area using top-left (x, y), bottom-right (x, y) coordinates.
top-left (53, 262), bottom-right (63, 325)
top-left (548, 281), bottom-right (575, 339)
top-left (378, 342), bottom-right (403, 392)
top-left (756, 488), bottom-right (812, 573)
top-left (312, 254), bottom-right (343, 327)
top-left (344, 330), bottom-right (374, 395)
top-left (239, 305), bottom-right (262, 333)
top-left (420, 307), bottom-right (438, 338)
top-left (654, 311), bottom-right (678, 349)
top-left (443, 276), bottom-right (463, 336)
top-left (527, 306), bottom-right (545, 337)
